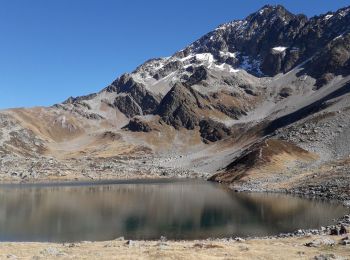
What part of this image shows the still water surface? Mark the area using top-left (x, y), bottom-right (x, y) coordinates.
top-left (0, 179), bottom-right (347, 242)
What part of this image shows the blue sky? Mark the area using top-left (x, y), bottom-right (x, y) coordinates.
top-left (0, 0), bottom-right (349, 109)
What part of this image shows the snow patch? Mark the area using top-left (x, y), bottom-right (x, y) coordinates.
top-left (324, 14), bottom-right (333, 20)
top-left (195, 53), bottom-right (214, 63)
top-left (333, 33), bottom-right (346, 41)
top-left (180, 54), bottom-right (195, 62)
top-left (219, 51), bottom-right (237, 58)
top-left (272, 46), bottom-right (288, 52)
top-left (213, 63), bottom-right (240, 73)
top-left (230, 68), bottom-right (240, 73)
top-left (215, 63), bottom-right (225, 70)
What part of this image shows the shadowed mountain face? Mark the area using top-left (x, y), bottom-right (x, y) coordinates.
top-left (1, 5), bottom-right (350, 193)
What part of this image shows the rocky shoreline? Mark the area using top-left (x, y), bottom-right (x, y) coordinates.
top-left (228, 189), bottom-right (350, 243)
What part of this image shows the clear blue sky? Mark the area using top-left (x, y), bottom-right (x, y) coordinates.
top-left (0, 0), bottom-right (349, 109)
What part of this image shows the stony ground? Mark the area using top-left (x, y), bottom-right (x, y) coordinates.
top-left (0, 153), bottom-right (204, 183)
top-left (1, 235), bottom-right (350, 260)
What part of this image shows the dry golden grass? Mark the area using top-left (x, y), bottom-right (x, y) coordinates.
top-left (211, 139), bottom-right (318, 184)
top-left (8, 108), bottom-right (85, 142)
top-left (0, 235), bottom-right (348, 260)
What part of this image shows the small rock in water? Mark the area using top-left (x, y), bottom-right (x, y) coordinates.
top-left (339, 225), bottom-right (347, 235)
top-left (343, 201), bottom-right (350, 207)
top-left (114, 236), bottom-right (125, 241)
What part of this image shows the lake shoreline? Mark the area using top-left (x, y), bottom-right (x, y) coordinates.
top-left (0, 178), bottom-right (349, 259)
top-left (2, 175), bottom-right (350, 206)
top-left (0, 177), bottom-right (349, 235)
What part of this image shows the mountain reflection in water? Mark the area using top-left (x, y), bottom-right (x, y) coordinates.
top-left (0, 180), bottom-right (347, 242)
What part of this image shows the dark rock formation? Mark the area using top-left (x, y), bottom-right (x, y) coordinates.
top-left (302, 33), bottom-right (350, 88)
top-left (213, 104), bottom-right (247, 119)
top-left (261, 48), bottom-right (287, 76)
top-left (157, 83), bottom-right (200, 129)
top-left (279, 87), bottom-right (293, 98)
top-left (123, 118), bottom-right (152, 132)
top-left (107, 74), bottom-right (160, 114)
top-left (185, 66), bottom-right (209, 86)
top-left (153, 60), bottom-right (182, 80)
top-left (199, 119), bottom-right (232, 142)
top-left (113, 95), bottom-right (142, 118)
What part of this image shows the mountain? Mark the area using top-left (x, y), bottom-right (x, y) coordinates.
top-left (1, 5), bottom-right (350, 199)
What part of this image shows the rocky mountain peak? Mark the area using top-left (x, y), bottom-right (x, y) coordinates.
top-left (58, 4), bottom-right (350, 141)
top-left (251, 4), bottom-right (295, 21)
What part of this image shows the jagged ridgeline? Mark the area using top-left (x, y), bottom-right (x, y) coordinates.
top-left (59, 4), bottom-right (350, 142)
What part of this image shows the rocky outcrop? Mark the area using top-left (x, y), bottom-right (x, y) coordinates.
top-left (199, 119), bottom-right (232, 142)
top-left (157, 83), bottom-right (200, 129)
top-left (213, 103), bottom-right (247, 119)
top-left (113, 94), bottom-right (142, 118)
top-left (261, 48), bottom-right (287, 76)
top-left (302, 33), bottom-right (350, 88)
top-left (153, 60), bottom-right (182, 80)
top-left (185, 66), bottom-right (209, 86)
top-left (123, 118), bottom-right (152, 132)
top-left (107, 74), bottom-right (160, 114)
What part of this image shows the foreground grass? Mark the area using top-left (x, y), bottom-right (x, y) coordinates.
top-left (0, 235), bottom-right (349, 260)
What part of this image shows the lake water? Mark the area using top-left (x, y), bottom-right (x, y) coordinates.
top-left (0, 179), bottom-right (347, 242)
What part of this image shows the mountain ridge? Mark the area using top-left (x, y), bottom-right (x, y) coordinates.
top-left (0, 4), bottom-right (349, 202)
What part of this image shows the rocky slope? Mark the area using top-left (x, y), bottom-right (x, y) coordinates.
top-left (0, 4), bottom-right (350, 200)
